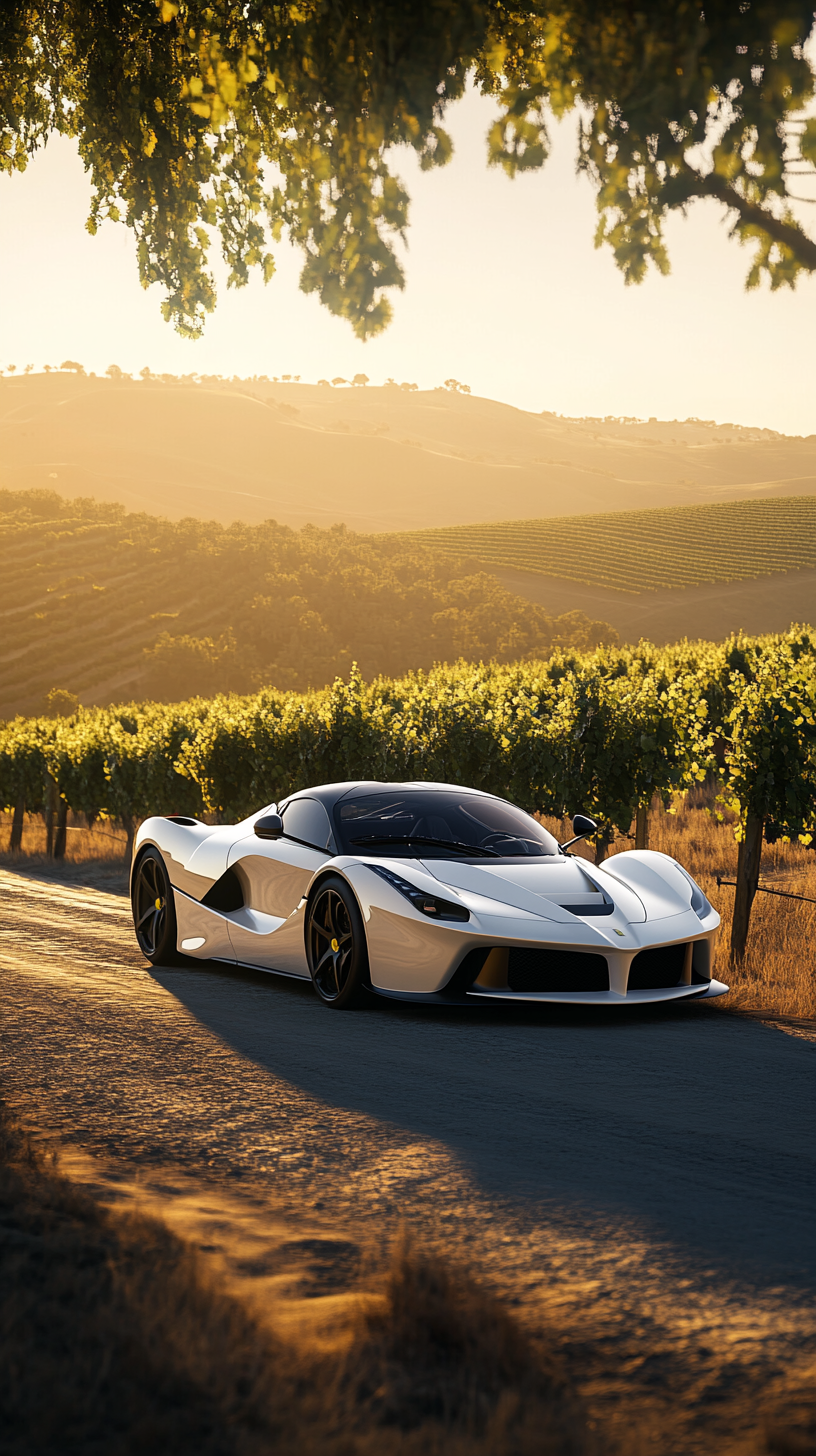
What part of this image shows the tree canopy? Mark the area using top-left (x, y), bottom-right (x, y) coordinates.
top-left (2, 1), bottom-right (814, 338)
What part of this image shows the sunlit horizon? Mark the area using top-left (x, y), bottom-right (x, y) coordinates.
top-left (2, 86), bottom-right (815, 436)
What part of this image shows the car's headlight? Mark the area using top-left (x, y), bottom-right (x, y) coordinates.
top-left (367, 865), bottom-right (470, 922)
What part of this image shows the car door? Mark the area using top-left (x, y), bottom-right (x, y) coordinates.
top-left (226, 798), bottom-right (336, 975)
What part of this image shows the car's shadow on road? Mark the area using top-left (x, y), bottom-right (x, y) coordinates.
top-left (148, 957), bottom-right (816, 1286)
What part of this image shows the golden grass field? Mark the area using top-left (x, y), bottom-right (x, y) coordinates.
top-left (2, 794), bottom-right (813, 1021)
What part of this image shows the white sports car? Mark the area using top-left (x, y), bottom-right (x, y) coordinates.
top-left (130, 780), bottom-right (727, 1008)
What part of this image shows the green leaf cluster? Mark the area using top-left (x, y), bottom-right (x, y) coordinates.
top-left (721, 630), bottom-right (816, 842)
top-left (1, 2), bottom-right (813, 336)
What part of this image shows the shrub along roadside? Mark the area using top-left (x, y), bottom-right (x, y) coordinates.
top-left (2, 630), bottom-right (815, 961)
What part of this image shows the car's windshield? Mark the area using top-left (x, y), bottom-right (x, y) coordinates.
top-left (335, 790), bottom-right (560, 859)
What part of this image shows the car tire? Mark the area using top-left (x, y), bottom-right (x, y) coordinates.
top-left (306, 875), bottom-right (371, 1009)
top-left (131, 848), bottom-right (185, 965)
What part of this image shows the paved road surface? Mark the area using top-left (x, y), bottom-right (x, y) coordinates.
top-left (1, 867), bottom-right (814, 1449)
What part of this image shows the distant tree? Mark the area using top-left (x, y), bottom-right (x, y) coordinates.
top-left (141, 631), bottom-right (243, 701)
top-left (23, 364), bottom-right (33, 374)
top-left (317, 378), bottom-right (331, 387)
top-left (139, 366), bottom-right (152, 379)
top-left (60, 360), bottom-right (84, 373)
top-left (400, 381), bottom-right (418, 392)
top-left (384, 378), bottom-right (398, 389)
top-left (292, 375), bottom-right (301, 382)
top-left (331, 377), bottom-right (347, 386)
top-left (42, 687), bottom-right (80, 718)
top-left (351, 373), bottom-right (369, 386)
top-left (106, 364), bottom-right (123, 379)
top-left (7, 365), bottom-right (16, 375)
top-left (281, 373), bottom-right (291, 381)
top-left (443, 379), bottom-right (471, 394)
top-left (43, 364), bottom-right (51, 373)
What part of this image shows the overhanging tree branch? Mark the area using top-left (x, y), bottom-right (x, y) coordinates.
top-left (693, 172), bottom-right (816, 274)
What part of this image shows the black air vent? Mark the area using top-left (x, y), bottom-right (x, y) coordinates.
top-left (628, 943), bottom-right (687, 990)
top-left (443, 947), bottom-right (490, 997)
top-left (202, 868), bottom-right (244, 913)
top-left (508, 948), bottom-right (608, 993)
top-left (559, 901), bottom-right (614, 916)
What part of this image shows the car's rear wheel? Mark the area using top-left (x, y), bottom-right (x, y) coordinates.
top-left (306, 876), bottom-right (370, 1008)
top-left (132, 848), bottom-right (184, 965)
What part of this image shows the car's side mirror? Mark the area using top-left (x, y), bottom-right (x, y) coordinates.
top-left (572, 814), bottom-right (597, 838)
top-left (558, 813), bottom-right (598, 853)
top-left (254, 813), bottom-right (284, 840)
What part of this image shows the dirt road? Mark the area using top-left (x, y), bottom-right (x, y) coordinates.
top-left (1, 866), bottom-right (814, 1450)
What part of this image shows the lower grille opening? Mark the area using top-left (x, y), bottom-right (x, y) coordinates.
top-left (628, 943), bottom-right (687, 990)
top-left (508, 947), bottom-right (609, 993)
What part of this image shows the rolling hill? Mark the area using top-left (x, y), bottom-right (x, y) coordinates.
top-left (1, 486), bottom-right (814, 719)
top-left (0, 491), bottom-right (615, 719)
top-left (2, 372), bottom-right (815, 533)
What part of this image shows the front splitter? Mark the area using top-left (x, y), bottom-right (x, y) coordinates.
top-left (466, 978), bottom-right (729, 1005)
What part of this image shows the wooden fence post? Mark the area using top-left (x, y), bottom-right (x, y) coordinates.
top-left (44, 775), bottom-right (57, 858)
top-left (10, 795), bottom-right (25, 853)
top-left (122, 814), bottom-right (136, 867)
top-left (730, 813), bottom-right (764, 962)
top-left (54, 798), bottom-right (68, 859)
top-left (635, 805), bottom-right (649, 850)
top-left (594, 825), bottom-right (614, 865)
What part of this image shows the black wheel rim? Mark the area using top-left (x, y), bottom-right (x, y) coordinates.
top-left (308, 889), bottom-right (354, 1001)
top-left (133, 856), bottom-right (167, 958)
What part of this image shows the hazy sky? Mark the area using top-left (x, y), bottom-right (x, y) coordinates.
top-left (1, 85), bottom-right (814, 434)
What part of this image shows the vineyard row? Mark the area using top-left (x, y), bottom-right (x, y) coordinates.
top-left (394, 496), bottom-right (816, 591)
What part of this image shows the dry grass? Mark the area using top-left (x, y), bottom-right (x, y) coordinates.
top-left (0, 1099), bottom-right (590, 1456)
top-left (0, 809), bottom-right (129, 861)
top-left (543, 791), bottom-right (816, 1020)
top-left (0, 810), bottom-right (130, 894)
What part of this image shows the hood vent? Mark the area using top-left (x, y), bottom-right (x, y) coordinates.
top-left (559, 900), bottom-right (614, 917)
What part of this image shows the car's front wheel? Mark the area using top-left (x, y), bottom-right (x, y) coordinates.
top-left (131, 848), bottom-right (184, 965)
top-left (306, 876), bottom-right (370, 1008)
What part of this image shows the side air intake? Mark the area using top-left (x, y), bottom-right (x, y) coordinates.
top-left (202, 868), bottom-right (244, 913)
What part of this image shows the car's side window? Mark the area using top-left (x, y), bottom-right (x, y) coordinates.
top-left (281, 798), bottom-right (336, 852)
